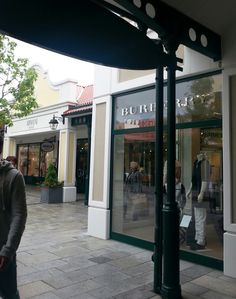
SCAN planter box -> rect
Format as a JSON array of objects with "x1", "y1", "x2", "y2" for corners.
[{"x1": 40, "y1": 186, "x2": 63, "y2": 203}]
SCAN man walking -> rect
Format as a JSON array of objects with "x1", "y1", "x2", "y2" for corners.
[{"x1": 0, "y1": 159, "x2": 27, "y2": 299}]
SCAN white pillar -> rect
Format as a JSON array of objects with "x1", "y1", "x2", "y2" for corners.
[
  {"x1": 2, "y1": 137, "x2": 16, "y2": 158},
  {"x1": 58, "y1": 128, "x2": 77, "y2": 202},
  {"x1": 88, "y1": 95, "x2": 112, "y2": 239}
]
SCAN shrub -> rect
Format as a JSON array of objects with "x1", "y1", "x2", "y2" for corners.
[{"x1": 43, "y1": 162, "x2": 63, "y2": 188}]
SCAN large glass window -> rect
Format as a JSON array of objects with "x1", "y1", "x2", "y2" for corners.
[
  {"x1": 112, "y1": 132, "x2": 155, "y2": 242},
  {"x1": 112, "y1": 73, "x2": 223, "y2": 260},
  {"x1": 17, "y1": 142, "x2": 58, "y2": 184}
]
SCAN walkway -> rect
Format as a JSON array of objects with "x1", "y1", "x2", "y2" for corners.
[{"x1": 14, "y1": 187, "x2": 236, "y2": 298}]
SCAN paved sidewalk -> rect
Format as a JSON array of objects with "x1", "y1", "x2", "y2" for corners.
[{"x1": 14, "y1": 188, "x2": 236, "y2": 298}]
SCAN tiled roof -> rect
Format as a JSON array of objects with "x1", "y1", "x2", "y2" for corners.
[
  {"x1": 63, "y1": 85, "x2": 93, "y2": 116},
  {"x1": 76, "y1": 84, "x2": 93, "y2": 105}
]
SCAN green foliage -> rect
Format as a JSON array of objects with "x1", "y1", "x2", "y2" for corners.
[
  {"x1": 0, "y1": 34, "x2": 38, "y2": 126},
  {"x1": 43, "y1": 162, "x2": 63, "y2": 188}
]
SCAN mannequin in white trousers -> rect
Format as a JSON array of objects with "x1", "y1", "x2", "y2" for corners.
[{"x1": 187, "y1": 153, "x2": 210, "y2": 250}]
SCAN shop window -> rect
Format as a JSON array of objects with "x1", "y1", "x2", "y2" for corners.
[
  {"x1": 17, "y1": 142, "x2": 58, "y2": 184},
  {"x1": 112, "y1": 72, "x2": 223, "y2": 260},
  {"x1": 112, "y1": 127, "x2": 223, "y2": 259}
]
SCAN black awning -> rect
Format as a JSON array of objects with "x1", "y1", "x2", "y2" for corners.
[{"x1": 0, "y1": 1, "x2": 170, "y2": 70}]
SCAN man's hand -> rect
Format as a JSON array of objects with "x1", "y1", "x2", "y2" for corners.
[{"x1": 0, "y1": 256, "x2": 9, "y2": 271}]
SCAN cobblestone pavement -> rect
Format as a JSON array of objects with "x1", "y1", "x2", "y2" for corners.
[{"x1": 13, "y1": 187, "x2": 236, "y2": 298}]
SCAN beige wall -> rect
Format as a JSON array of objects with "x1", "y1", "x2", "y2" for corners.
[
  {"x1": 34, "y1": 68, "x2": 59, "y2": 107},
  {"x1": 118, "y1": 69, "x2": 155, "y2": 82},
  {"x1": 67, "y1": 131, "x2": 75, "y2": 184},
  {"x1": 58, "y1": 131, "x2": 66, "y2": 182},
  {"x1": 92, "y1": 103, "x2": 106, "y2": 202}
]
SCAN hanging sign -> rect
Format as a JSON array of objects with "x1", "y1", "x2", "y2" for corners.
[{"x1": 41, "y1": 142, "x2": 54, "y2": 152}]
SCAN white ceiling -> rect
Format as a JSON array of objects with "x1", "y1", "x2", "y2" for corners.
[{"x1": 162, "y1": 0, "x2": 236, "y2": 35}]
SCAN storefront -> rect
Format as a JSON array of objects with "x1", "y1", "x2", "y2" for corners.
[
  {"x1": 110, "y1": 71, "x2": 223, "y2": 267},
  {"x1": 17, "y1": 137, "x2": 58, "y2": 185}
]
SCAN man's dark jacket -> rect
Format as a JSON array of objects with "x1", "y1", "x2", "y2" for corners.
[{"x1": 0, "y1": 160, "x2": 27, "y2": 258}]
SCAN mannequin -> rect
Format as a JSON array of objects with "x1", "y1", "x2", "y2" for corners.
[
  {"x1": 124, "y1": 161, "x2": 143, "y2": 220},
  {"x1": 186, "y1": 152, "x2": 210, "y2": 250}
]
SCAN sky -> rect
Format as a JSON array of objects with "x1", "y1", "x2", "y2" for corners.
[{"x1": 11, "y1": 37, "x2": 95, "y2": 86}]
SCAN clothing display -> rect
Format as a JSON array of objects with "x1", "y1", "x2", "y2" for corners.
[{"x1": 187, "y1": 153, "x2": 210, "y2": 249}]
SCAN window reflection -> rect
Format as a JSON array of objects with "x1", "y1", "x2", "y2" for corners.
[{"x1": 112, "y1": 128, "x2": 223, "y2": 259}]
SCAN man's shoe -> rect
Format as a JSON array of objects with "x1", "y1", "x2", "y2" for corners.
[{"x1": 190, "y1": 243, "x2": 206, "y2": 250}]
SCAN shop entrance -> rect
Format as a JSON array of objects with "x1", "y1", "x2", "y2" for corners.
[
  {"x1": 17, "y1": 141, "x2": 58, "y2": 185},
  {"x1": 76, "y1": 139, "x2": 89, "y2": 194}
]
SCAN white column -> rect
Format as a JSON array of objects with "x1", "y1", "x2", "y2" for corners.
[
  {"x1": 88, "y1": 95, "x2": 112, "y2": 239},
  {"x1": 2, "y1": 137, "x2": 16, "y2": 158},
  {"x1": 223, "y1": 67, "x2": 236, "y2": 278},
  {"x1": 58, "y1": 128, "x2": 77, "y2": 202}
]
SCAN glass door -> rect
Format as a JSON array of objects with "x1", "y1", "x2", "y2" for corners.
[{"x1": 76, "y1": 139, "x2": 89, "y2": 193}]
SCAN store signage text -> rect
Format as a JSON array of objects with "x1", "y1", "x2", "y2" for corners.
[
  {"x1": 121, "y1": 103, "x2": 155, "y2": 116},
  {"x1": 120, "y1": 93, "x2": 215, "y2": 117},
  {"x1": 41, "y1": 142, "x2": 54, "y2": 152},
  {"x1": 27, "y1": 118, "x2": 38, "y2": 129}
]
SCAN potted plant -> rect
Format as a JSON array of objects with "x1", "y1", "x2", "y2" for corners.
[{"x1": 40, "y1": 162, "x2": 63, "y2": 203}]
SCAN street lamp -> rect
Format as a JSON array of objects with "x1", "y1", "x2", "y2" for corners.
[{"x1": 49, "y1": 115, "x2": 63, "y2": 130}]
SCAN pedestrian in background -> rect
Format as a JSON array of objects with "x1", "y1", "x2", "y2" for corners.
[{"x1": 6, "y1": 155, "x2": 18, "y2": 168}]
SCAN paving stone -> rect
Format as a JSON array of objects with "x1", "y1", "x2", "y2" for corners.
[
  {"x1": 180, "y1": 260, "x2": 195, "y2": 271},
  {"x1": 13, "y1": 187, "x2": 236, "y2": 299},
  {"x1": 18, "y1": 252, "x2": 59, "y2": 266},
  {"x1": 34, "y1": 259, "x2": 68, "y2": 271},
  {"x1": 182, "y1": 282, "x2": 209, "y2": 296},
  {"x1": 108, "y1": 255, "x2": 145, "y2": 270},
  {"x1": 201, "y1": 290, "x2": 236, "y2": 299},
  {"x1": 122, "y1": 261, "x2": 153, "y2": 277},
  {"x1": 88, "y1": 256, "x2": 113, "y2": 264},
  {"x1": 87, "y1": 286, "x2": 117, "y2": 299},
  {"x1": 53, "y1": 279, "x2": 101, "y2": 299},
  {"x1": 42, "y1": 275, "x2": 76, "y2": 289},
  {"x1": 49, "y1": 245, "x2": 90, "y2": 258},
  {"x1": 104, "y1": 250, "x2": 133, "y2": 260},
  {"x1": 84, "y1": 263, "x2": 120, "y2": 277},
  {"x1": 181, "y1": 265, "x2": 213, "y2": 279},
  {"x1": 92, "y1": 271, "x2": 130, "y2": 286},
  {"x1": 207, "y1": 271, "x2": 223, "y2": 278},
  {"x1": 30, "y1": 292, "x2": 61, "y2": 299},
  {"x1": 18, "y1": 268, "x2": 63, "y2": 286},
  {"x1": 180, "y1": 273, "x2": 193, "y2": 284},
  {"x1": 112, "y1": 283, "x2": 156, "y2": 299},
  {"x1": 18, "y1": 280, "x2": 54, "y2": 299},
  {"x1": 68, "y1": 294, "x2": 97, "y2": 299},
  {"x1": 193, "y1": 275, "x2": 236, "y2": 298},
  {"x1": 66, "y1": 270, "x2": 93, "y2": 283},
  {"x1": 125, "y1": 271, "x2": 154, "y2": 287},
  {"x1": 89, "y1": 248, "x2": 117, "y2": 258},
  {"x1": 181, "y1": 291, "x2": 202, "y2": 299}
]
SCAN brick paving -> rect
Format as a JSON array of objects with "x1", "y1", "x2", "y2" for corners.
[{"x1": 9, "y1": 187, "x2": 236, "y2": 298}]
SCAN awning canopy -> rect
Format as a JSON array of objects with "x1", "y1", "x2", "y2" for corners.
[
  {"x1": 0, "y1": 1, "x2": 221, "y2": 71},
  {"x1": 0, "y1": 1, "x2": 170, "y2": 70}
]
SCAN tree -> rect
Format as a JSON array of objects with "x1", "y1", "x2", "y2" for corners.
[{"x1": 0, "y1": 34, "x2": 38, "y2": 126}]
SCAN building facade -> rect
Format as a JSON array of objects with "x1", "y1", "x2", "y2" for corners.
[
  {"x1": 88, "y1": 35, "x2": 236, "y2": 277},
  {"x1": 3, "y1": 65, "x2": 93, "y2": 203}
]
